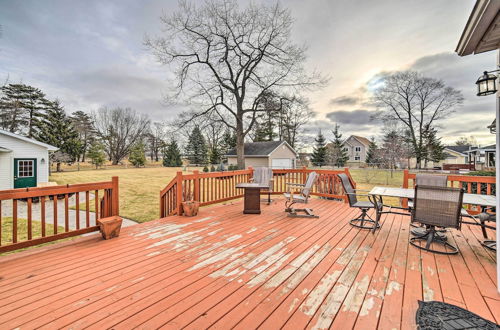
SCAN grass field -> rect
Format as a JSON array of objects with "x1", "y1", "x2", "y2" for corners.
[
  {"x1": 1, "y1": 218, "x2": 66, "y2": 255},
  {"x1": 50, "y1": 166, "x2": 405, "y2": 223},
  {"x1": 50, "y1": 167, "x2": 190, "y2": 223}
]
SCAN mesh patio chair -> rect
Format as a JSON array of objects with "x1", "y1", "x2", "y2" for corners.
[
  {"x1": 408, "y1": 173, "x2": 448, "y2": 209},
  {"x1": 284, "y1": 171, "x2": 318, "y2": 218},
  {"x1": 338, "y1": 173, "x2": 380, "y2": 230},
  {"x1": 250, "y1": 167, "x2": 274, "y2": 204},
  {"x1": 462, "y1": 208, "x2": 496, "y2": 251},
  {"x1": 410, "y1": 185, "x2": 464, "y2": 255}
]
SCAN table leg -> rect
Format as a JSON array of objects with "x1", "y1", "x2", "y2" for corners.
[{"x1": 243, "y1": 188, "x2": 261, "y2": 214}]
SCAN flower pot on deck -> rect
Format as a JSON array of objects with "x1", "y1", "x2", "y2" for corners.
[
  {"x1": 98, "y1": 216, "x2": 123, "y2": 240},
  {"x1": 182, "y1": 201, "x2": 200, "y2": 217}
]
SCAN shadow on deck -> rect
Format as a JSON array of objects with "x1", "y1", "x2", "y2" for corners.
[{"x1": 0, "y1": 197, "x2": 498, "y2": 329}]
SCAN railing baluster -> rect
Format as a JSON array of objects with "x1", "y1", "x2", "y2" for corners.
[
  {"x1": 53, "y1": 195, "x2": 58, "y2": 235},
  {"x1": 75, "y1": 192, "x2": 80, "y2": 230},
  {"x1": 95, "y1": 190, "x2": 99, "y2": 223},
  {"x1": 86, "y1": 191, "x2": 90, "y2": 227},
  {"x1": 12, "y1": 199, "x2": 17, "y2": 243},
  {"x1": 41, "y1": 196, "x2": 46, "y2": 237},
  {"x1": 0, "y1": 200, "x2": 2, "y2": 246},
  {"x1": 64, "y1": 194, "x2": 69, "y2": 232},
  {"x1": 27, "y1": 197, "x2": 32, "y2": 240}
]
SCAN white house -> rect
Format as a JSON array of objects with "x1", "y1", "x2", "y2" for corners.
[
  {"x1": 0, "y1": 129, "x2": 58, "y2": 190},
  {"x1": 226, "y1": 141, "x2": 298, "y2": 169},
  {"x1": 341, "y1": 135, "x2": 371, "y2": 163}
]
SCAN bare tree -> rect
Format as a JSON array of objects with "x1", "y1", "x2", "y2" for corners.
[
  {"x1": 146, "y1": 122, "x2": 167, "y2": 162},
  {"x1": 92, "y1": 107, "x2": 150, "y2": 165},
  {"x1": 279, "y1": 96, "x2": 313, "y2": 148},
  {"x1": 146, "y1": 0, "x2": 325, "y2": 168},
  {"x1": 372, "y1": 71, "x2": 463, "y2": 168}
]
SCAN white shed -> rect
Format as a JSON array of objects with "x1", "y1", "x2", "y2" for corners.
[
  {"x1": 0, "y1": 129, "x2": 58, "y2": 190},
  {"x1": 226, "y1": 141, "x2": 298, "y2": 169}
]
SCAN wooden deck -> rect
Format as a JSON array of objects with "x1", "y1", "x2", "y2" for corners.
[{"x1": 0, "y1": 198, "x2": 498, "y2": 329}]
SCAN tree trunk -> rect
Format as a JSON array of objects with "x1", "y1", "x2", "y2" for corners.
[
  {"x1": 236, "y1": 132, "x2": 245, "y2": 169},
  {"x1": 56, "y1": 162, "x2": 61, "y2": 172}
]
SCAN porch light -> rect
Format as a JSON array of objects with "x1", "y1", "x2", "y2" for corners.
[{"x1": 476, "y1": 71, "x2": 498, "y2": 96}]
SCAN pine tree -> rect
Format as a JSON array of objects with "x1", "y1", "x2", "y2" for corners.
[
  {"x1": 163, "y1": 138, "x2": 183, "y2": 167},
  {"x1": 311, "y1": 130, "x2": 327, "y2": 167},
  {"x1": 185, "y1": 126, "x2": 208, "y2": 165},
  {"x1": 327, "y1": 124, "x2": 349, "y2": 167},
  {"x1": 36, "y1": 100, "x2": 82, "y2": 172},
  {"x1": 87, "y1": 142, "x2": 106, "y2": 169},
  {"x1": 129, "y1": 142, "x2": 146, "y2": 167},
  {"x1": 220, "y1": 129, "x2": 237, "y2": 155},
  {"x1": 423, "y1": 126, "x2": 445, "y2": 167},
  {"x1": 70, "y1": 110, "x2": 95, "y2": 162},
  {"x1": 365, "y1": 137, "x2": 379, "y2": 166},
  {"x1": 0, "y1": 84, "x2": 50, "y2": 136}
]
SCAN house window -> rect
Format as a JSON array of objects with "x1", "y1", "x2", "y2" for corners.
[
  {"x1": 343, "y1": 147, "x2": 348, "y2": 152},
  {"x1": 18, "y1": 160, "x2": 34, "y2": 177},
  {"x1": 354, "y1": 156, "x2": 360, "y2": 161},
  {"x1": 355, "y1": 146, "x2": 361, "y2": 152}
]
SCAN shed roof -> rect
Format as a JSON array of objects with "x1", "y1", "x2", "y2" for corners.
[
  {"x1": 0, "y1": 129, "x2": 58, "y2": 151},
  {"x1": 226, "y1": 141, "x2": 296, "y2": 157}
]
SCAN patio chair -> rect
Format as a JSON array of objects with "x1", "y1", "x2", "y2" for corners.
[
  {"x1": 462, "y1": 208, "x2": 496, "y2": 251},
  {"x1": 284, "y1": 171, "x2": 318, "y2": 218},
  {"x1": 410, "y1": 185, "x2": 464, "y2": 255},
  {"x1": 250, "y1": 167, "x2": 274, "y2": 204},
  {"x1": 338, "y1": 173, "x2": 380, "y2": 230},
  {"x1": 408, "y1": 173, "x2": 448, "y2": 209}
]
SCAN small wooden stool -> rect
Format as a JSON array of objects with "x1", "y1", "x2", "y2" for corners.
[{"x1": 98, "y1": 216, "x2": 123, "y2": 240}]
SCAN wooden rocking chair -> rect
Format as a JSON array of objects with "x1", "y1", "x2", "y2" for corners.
[{"x1": 284, "y1": 171, "x2": 318, "y2": 218}]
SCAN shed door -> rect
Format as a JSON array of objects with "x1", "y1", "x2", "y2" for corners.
[
  {"x1": 14, "y1": 158, "x2": 37, "y2": 188},
  {"x1": 271, "y1": 158, "x2": 292, "y2": 169}
]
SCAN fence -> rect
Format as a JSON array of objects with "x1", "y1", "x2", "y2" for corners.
[
  {"x1": 160, "y1": 167, "x2": 354, "y2": 217},
  {"x1": 0, "y1": 177, "x2": 119, "y2": 253},
  {"x1": 402, "y1": 170, "x2": 495, "y2": 211}
]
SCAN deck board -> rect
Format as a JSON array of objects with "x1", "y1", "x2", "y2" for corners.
[{"x1": 0, "y1": 198, "x2": 498, "y2": 329}]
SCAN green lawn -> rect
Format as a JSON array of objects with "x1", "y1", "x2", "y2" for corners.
[
  {"x1": 50, "y1": 167, "x2": 190, "y2": 223},
  {"x1": 1, "y1": 218, "x2": 66, "y2": 255}
]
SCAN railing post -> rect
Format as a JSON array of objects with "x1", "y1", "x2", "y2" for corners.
[
  {"x1": 248, "y1": 166, "x2": 254, "y2": 181},
  {"x1": 302, "y1": 166, "x2": 307, "y2": 183},
  {"x1": 193, "y1": 170, "x2": 200, "y2": 202},
  {"x1": 402, "y1": 169, "x2": 409, "y2": 208},
  {"x1": 176, "y1": 171, "x2": 184, "y2": 215},
  {"x1": 111, "y1": 176, "x2": 119, "y2": 216}
]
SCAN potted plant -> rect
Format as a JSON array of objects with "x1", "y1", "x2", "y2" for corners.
[{"x1": 181, "y1": 191, "x2": 200, "y2": 216}]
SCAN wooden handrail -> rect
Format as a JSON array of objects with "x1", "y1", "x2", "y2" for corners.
[
  {"x1": 159, "y1": 168, "x2": 352, "y2": 218},
  {"x1": 402, "y1": 169, "x2": 495, "y2": 209},
  {"x1": 0, "y1": 177, "x2": 119, "y2": 253}
]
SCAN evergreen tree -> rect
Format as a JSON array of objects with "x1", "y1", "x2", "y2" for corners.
[
  {"x1": 0, "y1": 84, "x2": 50, "y2": 136},
  {"x1": 129, "y1": 142, "x2": 146, "y2": 167},
  {"x1": 185, "y1": 126, "x2": 208, "y2": 165},
  {"x1": 87, "y1": 142, "x2": 106, "y2": 169},
  {"x1": 422, "y1": 126, "x2": 445, "y2": 167},
  {"x1": 311, "y1": 130, "x2": 327, "y2": 167},
  {"x1": 208, "y1": 146, "x2": 222, "y2": 165},
  {"x1": 70, "y1": 110, "x2": 95, "y2": 162},
  {"x1": 220, "y1": 129, "x2": 237, "y2": 155},
  {"x1": 365, "y1": 137, "x2": 380, "y2": 166},
  {"x1": 327, "y1": 124, "x2": 349, "y2": 167},
  {"x1": 163, "y1": 138, "x2": 183, "y2": 167},
  {"x1": 36, "y1": 100, "x2": 82, "y2": 172}
]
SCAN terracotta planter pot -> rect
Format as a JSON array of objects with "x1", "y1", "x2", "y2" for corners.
[
  {"x1": 182, "y1": 201, "x2": 200, "y2": 217},
  {"x1": 97, "y1": 216, "x2": 123, "y2": 240}
]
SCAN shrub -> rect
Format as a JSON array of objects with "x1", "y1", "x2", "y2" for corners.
[
  {"x1": 203, "y1": 166, "x2": 209, "y2": 172},
  {"x1": 129, "y1": 143, "x2": 146, "y2": 168},
  {"x1": 210, "y1": 165, "x2": 216, "y2": 172}
]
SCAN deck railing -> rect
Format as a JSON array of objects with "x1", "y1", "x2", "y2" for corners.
[
  {"x1": 160, "y1": 167, "x2": 354, "y2": 217},
  {"x1": 402, "y1": 169, "x2": 495, "y2": 211},
  {"x1": 0, "y1": 177, "x2": 119, "y2": 253}
]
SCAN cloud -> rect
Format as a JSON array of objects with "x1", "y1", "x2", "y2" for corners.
[
  {"x1": 325, "y1": 109, "x2": 374, "y2": 126},
  {"x1": 329, "y1": 96, "x2": 359, "y2": 106}
]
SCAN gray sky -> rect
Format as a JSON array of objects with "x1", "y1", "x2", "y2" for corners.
[{"x1": 0, "y1": 0, "x2": 496, "y2": 145}]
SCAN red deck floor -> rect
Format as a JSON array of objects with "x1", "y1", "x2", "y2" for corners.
[{"x1": 0, "y1": 198, "x2": 498, "y2": 329}]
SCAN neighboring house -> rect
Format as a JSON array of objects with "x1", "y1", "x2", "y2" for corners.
[
  {"x1": 226, "y1": 141, "x2": 298, "y2": 169},
  {"x1": 341, "y1": 135, "x2": 371, "y2": 163},
  {"x1": 466, "y1": 144, "x2": 496, "y2": 170},
  {"x1": 0, "y1": 129, "x2": 58, "y2": 190},
  {"x1": 408, "y1": 145, "x2": 472, "y2": 169}
]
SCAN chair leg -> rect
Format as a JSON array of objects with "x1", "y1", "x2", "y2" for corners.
[
  {"x1": 480, "y1": 219, "x2": 488, "y2": 239},
  {"x1": 482, "y1": 240, "x2": 496, "y2": 251},
  {"x1": 349, "y1": 208, "x2": 380, "y2": 230},
  {"x1": 409, "y1": 226, "x2": 458, "y2": 255}
]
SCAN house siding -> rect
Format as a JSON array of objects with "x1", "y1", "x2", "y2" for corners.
[
  {"x1": 226, "y1": 142, "x2": 297, "y2": 169},
  {"x1": 0, "y1": 134, "x2": 50, "y2": 190},
  {"x1": 344, "y1": 136, "x2": 368, "y2": 163}
]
